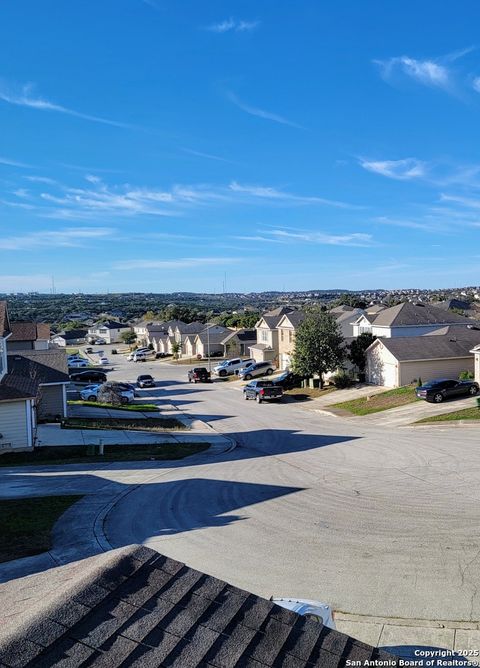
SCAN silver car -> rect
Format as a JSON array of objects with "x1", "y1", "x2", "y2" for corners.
[{"x1": 238, "y1": 362, "x2": 276, "y2": 380}]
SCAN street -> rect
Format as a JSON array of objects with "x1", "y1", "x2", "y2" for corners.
[{"x1": 98, "y1": 352, "x2": 480, "y2": 623}]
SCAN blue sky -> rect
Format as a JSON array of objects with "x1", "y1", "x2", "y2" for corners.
[{"x1": 1, "y1": 0, "x2": 480, "y2": 293}]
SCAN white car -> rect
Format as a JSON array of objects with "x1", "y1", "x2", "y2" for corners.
[
  {"x1": 68, "y1": 359, "x2": 88, "y2": 368},
  {"x1": 213, "y1": 358, "x2": 255, "y2": 377},
  {"x1": 98, "y1": 357, "x2": 110, "y2": 365},
  {"x1": 94, "y1": 338, "x2": 106, "y2": 344},
  {"x1": 80, "y1": 384, "x2": 134, "y2": 404},
  {"x1": 127, "y1": 348, "x2": 150, "y2": 361},
  {"x1": 272, "y1": 598, "x2": 335, "y2": 629}
]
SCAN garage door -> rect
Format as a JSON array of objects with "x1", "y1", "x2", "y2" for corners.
[{"x1": 367, "y1": 360, "x2": 397, "y2": 387}]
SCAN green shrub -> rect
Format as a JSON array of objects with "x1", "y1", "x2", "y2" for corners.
[
  {"x1": 417, "y1": 377, "x2": 422, "y2": 387},
  {"x1": 331, "y1": 371, "x2": 351, "y2": 388},
  {"x1": 459, "y1": 370, "x2": 474, "y2": 380}
]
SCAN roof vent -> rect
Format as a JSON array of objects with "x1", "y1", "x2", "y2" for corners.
[
  {"x1": 467, "y1": 325, "x2": 480, "y2": 330},
  {"x1": 413, "y1": 303, "x2": 425, "y2": 307},
  {"x1": 449, "y1": 337, "x2": 457, "y2": 343}
]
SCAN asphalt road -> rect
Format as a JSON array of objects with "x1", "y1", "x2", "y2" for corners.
[{"x1": 96, "y1": 351, "x2": 480, "y2": 623}]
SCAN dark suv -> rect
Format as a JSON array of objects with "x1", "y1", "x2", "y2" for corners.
[
  {"x1": 416, "y1": 378, "x2": 479, "y2": 403},
  {"x1": 137, "y1": 375, "x2": 155, "y2": 388},
  {"x1": 69, "y1": 370, "x2": 107, "y2": 383},
  {"x1": 188, "y1": 368, "x2": 211, "y2": 383}
]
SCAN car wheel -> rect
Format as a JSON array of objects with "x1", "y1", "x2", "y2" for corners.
[
  {"x1": 469, "y1": 385, "x2": 478, "y2": 395},
  {"x1": 256, "y1": 395, "x2": 262, "y2": 404},
  {"x1": 266, "y1": 368, "x2": 273, "y2": 375},
  {"x1": 219, "y1": 370, "x2": 227, "y2": 377},
  {"x1": 244, "y1": 374, "x2": 252, "y2": 380},
  {"x1": 433, "y1": 393, "x2": 444, "y2": 403},
  {"x1": 87, "y1": 395, "x2": 97, "y2": 402},
  {"x1": 120, "y1": 396, "x2": 128, "y2": 404},
  {"x1": 244, "y1": 393, "x2": 248, "y2": 400},
  {"x1": 188, "y1": 378, "x2": 192, "y2": 383}
]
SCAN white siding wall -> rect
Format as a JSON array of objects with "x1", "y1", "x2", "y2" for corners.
[
  {"x1": 399, "y1": 357, "x2": 475, "y2": 386},
  {"x1": 475, "y1": 353, "x2": 480, "y2": 383},
  {"x1": 366, "y1": 343, "x2": 398, "y2": 387},
  {"x1": 0, "y1": 400, "x2": 33, "y2": 451}
]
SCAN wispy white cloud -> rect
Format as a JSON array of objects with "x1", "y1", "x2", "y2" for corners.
[
  {"x1": 360, "y1": 158, "x2": 427, "y2": 180},
  {"x1": 268, "y1": 229, "x2": 375, "y2": 247},
  {"x1": 0, "y1": 226, "x2": 114, "y2": 251},
  {"x1": 375, "y1": 56, "x2": 450, "y2": 90},
  {"x1": 114, "y1": 257, "x2": 239, "y2": 270},
  {"x1": 0, "y1": 80, "x2": 130, "y2": 128},
  {"x1": 229, "y1": 181, "x2": 360, "y2": 209},
  {"x1": 472, "y1": 77, "x2": 480, "y2": 93},
  {"x1": 0, "y1": 156, "x2": 32, "y2": 168},
  {"x1": 206, "y1": 18, "x2": 259, "y2": 33},
  {"x1": 24, "y1": 175, "x2": 58, "y2": 185},
  {"x1": 181, "y1": 147, "x2": 231, "y2": 163},
  {"x1": 440, "y1": 193, "x2": 480, "y2": 209},
  {"x1": 226, "y1": 91, "x2": 302, "y2": 129},
  {"x1": 374, "y1": 215, "x2": 440, "y2": 232}
]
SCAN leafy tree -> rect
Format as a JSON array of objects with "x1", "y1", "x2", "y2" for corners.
[
  {"x1": 291, "y1": 308, "x2": 345, "y2": 388},
  {"x1": 348, "y1": 333, "x2": 376, "y2": 373},
  {"x1": 171, "y1": 341, "x2": 181, "y2": 359},
  {"x1": 120, "y1": 331, "x2": 137, "y2": 344}
]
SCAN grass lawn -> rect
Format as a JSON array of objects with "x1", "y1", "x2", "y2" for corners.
[
  {"x1": 63, "y1": 416, "x2": 187, "y2": 431},
  {"x1": 330, "y1": 385, "x2": 419, "y2": 415},
  {"x1": 0, "y1": 443, "x2": 210, "y2": 467},
  {"x1": 68, "y1": 400, "x2": 160, "y2": 412},
  {"x1": 285, "y1": 387, "x2": 336, "y2": 401},
  {"x1": 415, "y1": 406, "x2": 480, "y2": 423},
  {"x1": 65, "y1": 347, "x2": 79, "y2": 355},
  {"x1": 0, "y1": 495, "x2": 83, "y2": 563}
]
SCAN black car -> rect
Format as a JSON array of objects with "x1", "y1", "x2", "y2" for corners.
[
  {"x1": 137, "y1": 374, "x2": 155, "y2": 388},
  {"x1": 188, "y1": 367, "x2": 211, "y2": 383},
  {"x1": 271, "y1": 371, "x2": 303, "y2": 390},
  {"x1": 415, "y1": 378, "x2": 479, "y2": 403},
  {"x1": 69, "y1": 370, "x2": 107, "y2": 383},
  {"x1": 243, "y1": 380, "x2": 283, "y2": 403}
]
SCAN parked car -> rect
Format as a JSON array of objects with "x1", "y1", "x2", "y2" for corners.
[
  {"x1": 79, "y1": 384, "x2": 101, "y2": 401},
  {"x1": 85, "y1": 347, "x2": 93, "y2": 353},
  {"x1": 98, "y1": 357, "x2": 110, "y2": 365},
  {"x1": 155, "y1": 352, "x2": 170, "y2": 359},
  {"x1": 127, "y1": 348, "x2": 150, "y2": 361},
  {"x1": 94, "y1": 338, "x2": 106, "y2": 344},
  {"x1": 80, "y1": 383, "x2": 134, "y2": 404},
  {"x1": 243, "y1": 380, "x2": 283, "y2": 403},
  {"x1": 188, "y1": 367, "x2": 211, "y2": 383},
  {"x1": 213, "y1": 358, "x2": 255, "y2": 377},
  {"x1": 238, "y1": 362, "x2": 276, "y2": 380},
  {"x1": 271, "y1": 371, "x2": 303, "y2": 390},
  {"x1": 137, "y1": 374, "x2": 155, "y2": 388},
  {"x1": 69, "y1": 370, "x2": 107, "y2": 384},
  {"x1": 272, "y1": 598, "x2": 335, "y2": 629},
  {"x1": 68, "y1": 359, "x2": 88, "y2": 368},
  {"x1": 133, "y1": 351, "x2": 149, "y2": 362},
  {"x1": 415, "y1": 378, "x2": 479, "y2": 403}
]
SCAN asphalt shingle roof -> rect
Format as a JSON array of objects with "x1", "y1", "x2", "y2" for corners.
[
  {"x1": 91, "y1": 321, "x2": 129, "y2": 330},
  {"x1": 372, "y1": 302, "x2": 476, "y2": 328},
  {"x1": 7, "y1": 350, "x2": 70, "y2": 385},
  {"x1": 0, "y1": 545, "x2": 398, "y2": 667},
  {"x1": 9, "y1": 322, "x2": 51, "y2": 342},
  {"x1": 0, "y1": 301, "x2": 11, "y2": 338},
  {"x1": 0, "y1": 374, "x2": 38, "y2": 402},
  {"x1": 376, "y1": 329, "x2": 480, "y2": 361}
]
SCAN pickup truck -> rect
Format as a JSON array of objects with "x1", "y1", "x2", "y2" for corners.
[
  {"x1": 188, "y1": 367, "x2": 211, "y2": 383},
  {"x1": 243, "y1": 380, "x2": 283, "y2": 403},
  {"x1": 213, "y1": 358, "x2": 255, "y2": 377}
]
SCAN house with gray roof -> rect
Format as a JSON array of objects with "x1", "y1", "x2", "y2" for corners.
[
  {"x1": 352, "y1": 302, "x2": 477, "y2": 339},
  {"x1": 221, "y1": 329, "x2": 257, "y2": 357},
  {"x1": 87, "y1": 321, "x2": 131, "y2": 344},
  {"x1": 0, "y1": 544, "x2": 398, "y2": 667},
  {"x1": 366, "y1": 327, "x2": 480, "y2": 387},
  {"x1": 251, "y1": 307, "x2": 293, "y2": 364},
  {"x1": 8, "y1": 322, "x2": 51, "y2": 351}
]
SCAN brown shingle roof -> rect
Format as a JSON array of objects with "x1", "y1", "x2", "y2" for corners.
[
  {"x1": 0, "y1": 301, "x2": 11, "y2": 338},
  {"x1": 9, "y1": 322, "x2": 51, "y2": 342},
  {"x1": 0, "y1": 545, "x2": 398, "y2": 667},
  {"x1": 374, "y1": 329, "x2": 480, "y2": 362},
  {"x1": 0, "y1": 374, "x2": 37, "y2": 402}
]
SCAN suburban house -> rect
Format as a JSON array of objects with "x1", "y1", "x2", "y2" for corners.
[
  {"x1": 7, "y1": 350, "x2": 70, "y2": 421},
  {"x1": 221, "y1": 328, "x2": 257, "y2": 357},
  {"x1": 277, "y1": 311, "x2": 305, "y2": 370},
  {"x1": 149, "y1": 330, "x2": 171, "y2": 354},
  {"x1": 87, "y1": 320, "x2": 131, "y2": 344},
  {"x1": 193, "y1": 326, "x2": 233, "y2": 358},
  {"x1": 334, "y1": 308, "x2": 364, "y2": 338},
  {"x1": 0, "y1": 301, "x2": 69, "y2": 452},
  {"x1": 250, "y1": 307, "x2": 293, "y2": 363},
  {"x1": 7, "y1": 322, "x2": 50, "y2": 351},
  {"x1": 366, "y1": 327, "x2": 480, "y2": 387},
  {"x1": 51, "y1": 328, "x2": 88, "y2": 347},
  {"x1": 472, "y1": 343, "x2": 480, "y2": 383},
  {"x1": 132, "y1": 320, "x2": 167, "y2": 346},
  {"x1": 352, "y1": 302, "x2": 477, "y2": 338},
  {"x1": 172, "y1": 322, "x2": 206, "y2": 356}
]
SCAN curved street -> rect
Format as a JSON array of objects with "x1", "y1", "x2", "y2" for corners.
[{"x1": 102, "y1": 359, "x2": 480, "y2": 623}]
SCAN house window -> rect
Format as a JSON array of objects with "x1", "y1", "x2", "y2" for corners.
[
  {"x1": 261, "y1": 330, "x2": 268, "y2": 342},
  {"x1": 359, "y1": 326, "x2": 371, "y2": 334},
  {"x1": 288, "y1": 331, "x2": 293, "y2": 343},
  {"x1": 280, "y1": 330, "x2": 284, "y2": 341}
]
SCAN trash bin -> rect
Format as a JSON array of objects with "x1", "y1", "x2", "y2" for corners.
[{"x1": 477, "y1": 397, "x2": 480, "y2": 409}]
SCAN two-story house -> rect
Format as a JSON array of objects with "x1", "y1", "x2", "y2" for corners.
[
  {"x1": 8, "y1": 322, "x2": 50, "y2": 351},
  {"x1": 249, "y1": 307, "x2": 293, "y2": 364},
  {"x1": 276, "y1": 311, "x2": 305, "y2": 370},
  {"x1": 87, "y1": 320, "x2": 131, "y2": 344}
]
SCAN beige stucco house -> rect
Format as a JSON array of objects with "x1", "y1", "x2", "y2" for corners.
[
  {"x1": 250, "y1": 307, "x2": 292, "y2": 363},
  {"x1": 276, "y1": 312, "x2": 305, "y2": 370},
  {"x1": 88, "y1": 320, "x2": 131, "y2": 344},
  {"x1": 366, "y1": 329, "x2": 480, "y2": 387}
]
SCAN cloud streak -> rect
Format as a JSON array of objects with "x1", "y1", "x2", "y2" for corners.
[
  {"x1": 206, "y1": 18, "x2": 259, "y2": 33},
  {"x1": 114, "y1": 257, "x2": 239, "y2": 270},
  {"x1": 0, "y1": 81, "x2": 130, "y2": 128},
  {"x1": 360, "y1": 158, "x2": 427, "y2": 181},
  {"x1": 0, "y1": 227, "x2": 114, "y2": 251},
  {"x1": 226, "y1": 91, "x2": 302, "y2": 128}
]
